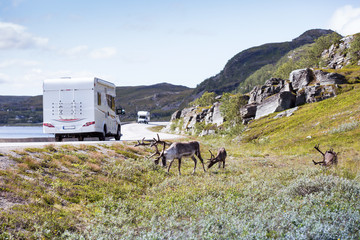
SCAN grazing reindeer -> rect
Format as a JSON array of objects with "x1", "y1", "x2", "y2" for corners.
[
  {"x1": 207, "y1": 147, "x2": 227, "y2": 169},
  {"x1": 312, "y1": 144, "x2": 338, "y2": 166},
  {"x1": 156, "y1": 141, "x2": 207, "y2": 175}
]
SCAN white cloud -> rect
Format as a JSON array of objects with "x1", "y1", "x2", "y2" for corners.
[
  {"x1": 89, "y1": 47, "x2": 117, "y2": 59},
  {"x1": 0, "y1": 59, "x2": 39, "y2": 68},
  {"x1": 61, "y1": 45, "x2": 89, "y2": 56},
  {"x1": 0, "y1": 21, "x2": 48, "y2": 49},
  {"x1": 0, "y1": 72, "x2": 10, "y2": 84},
  {"x1": 329, "y1": 5, "x2": 360, "y2": 36}
]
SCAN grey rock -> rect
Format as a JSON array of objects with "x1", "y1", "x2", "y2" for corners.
[
  {"x1": 170, "y1": 110, "x2": 182, "y2": 121},
  {"x1": 248, "y1": 78, "x2": 285, "y2": 104},
  {"x1": 297, "y1": 85, "x2": 337, "y2": 105},
  {"x1": 273, "y1": 107, "x2": 298, "y2": 119},
  {"x1": 200, "y1": 129, "x2": 216, "y2": 136},
  {"x1": 289, "y1": 68, "x2": 314, "y2": 91},
  {"x1": 240, "y1": 103, "x2": 257, "y2": 119},
  {"x1": 212, "y1": 102, "x2": 224, "y2": 126},
  {"x1": 314, "y1": 70, "x2": 347, "y2": 85},
  {"x1": 255, "y1": 91, "x2": 296, "y2": 119}
]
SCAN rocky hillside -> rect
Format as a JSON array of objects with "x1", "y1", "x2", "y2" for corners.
[
  {"x1": 195, "y1": 29, "x2": 336, "y2": 95},
  {"x1": 167, "y1": 32, "x2": 360, "y2": 135}
]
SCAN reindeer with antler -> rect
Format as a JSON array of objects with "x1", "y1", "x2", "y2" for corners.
[
  {"x1": 135, "y1": 134, "x2": 207, "y2": 175},
  {"x1": 155, "y1": 141, "x2": 207, "y2": 175},
  {"x1": 207, "y1": 147, "x2": 227, "y2": 169},
  {"x1": 312, "y1": 144, "x2": 338, "y2": 166}
]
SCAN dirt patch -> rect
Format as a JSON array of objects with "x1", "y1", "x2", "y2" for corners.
[
  {"x1": 0, "y1": 155, "x2": 17, "y2": 170},
  {"x1": 0, "y1": 191, "x2": 26, "y2": 210}
]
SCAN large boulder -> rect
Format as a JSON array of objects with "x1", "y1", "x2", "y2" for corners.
[
  {"x1": 314, "y1": 70, "x2": 347, "y2": 85},
  {"x1": 296, "y1": 85, "x2": 337, "y2": 105},
  {"x1": 170, "y1": 110, "x2": 182, "y2": 121},
  {"x1": 212, "y1": 102, "x2": 224, "y2": 126},
  {"x1": 289, "y1": 68, "x2": 314, "y2": 91},
  {"x1": 248, "y1": 78, "x2": 285, "y2": 104},
  {"x1": 255, "y1": 91, "x2": 296, "y2": 119},
  {"x1": 240, "y1": 103, "x2": 257, "y2": 119}
]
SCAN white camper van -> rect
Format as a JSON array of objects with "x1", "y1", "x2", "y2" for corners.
[
  {"x1": 137, "y1": 111, "x2": 150, "y2": 124},
  {"x1": 43, "y1": 77, "x2": 124, "y2": 141}
]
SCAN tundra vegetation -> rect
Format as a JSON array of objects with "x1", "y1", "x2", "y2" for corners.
[{"x1": 1, "y1": 84, "x2": 360, "y2": 239}]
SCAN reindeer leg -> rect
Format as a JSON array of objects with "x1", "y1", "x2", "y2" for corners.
[
  {"x1": 222, "y1": 160, "x2": 225, "y2": 169},
  {"x1": 178, "y1": 158, "x2": 182, "y2": 176},
  {"x1": 312, "y1": 160, "x2": 325, "y2": 165},
  {"x1": 196, "y1": 152, "x2": 207, "y2": 172},
  {"x1": 191, "y1": 156, "x2": 197, "y2": 175},
  {"x1": 314, "y1": 144, "x2": 325, "y2": 157},
  {"x1": 167, "y1": 159, "x2": 175, "y2": 174}
]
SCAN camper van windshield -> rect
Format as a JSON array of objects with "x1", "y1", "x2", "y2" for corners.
[{"x1": 139, "y1": 116, "x2": 146, "y2": 119}]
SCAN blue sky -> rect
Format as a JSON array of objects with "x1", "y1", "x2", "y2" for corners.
[{"x1": 0, "y1": 0, "x2": 360, "y2": 95}]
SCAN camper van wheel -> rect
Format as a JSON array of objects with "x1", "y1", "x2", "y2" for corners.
[
  {"x1": 55, "y1": 134, "x2": 62, "y2": 142},
  {"x1": 99, "y1": 132, "x2": 105, "y2": 141},
  {"x1": 99, "y1": 126, "x2": 106, "y2": 141},
  {"x1": 115, "y1": 125, "x2": 121, "y2": 140}
]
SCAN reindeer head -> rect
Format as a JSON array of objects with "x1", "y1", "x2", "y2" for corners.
[
  {"x1": 154, "y1": 142, "x2": 167, "y2": 167},
  {"x1": 207, "y1": 150, "x2": 218, "y2": 169}
]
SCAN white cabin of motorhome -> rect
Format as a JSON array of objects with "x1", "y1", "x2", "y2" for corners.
[
  {"x1": 137, "y1": 111, "x2": 150, "y2": 124},
  {"x1": 43, "y1": 77, "x2": 122, "y2": 141}
]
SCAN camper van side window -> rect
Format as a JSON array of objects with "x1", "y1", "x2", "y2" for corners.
[
  {"x1": 97, "y1": 92, "x2": 101, "y2": 106},
  {"x1": 111, "y1": 96, "x2": 115, "y2": 111},
  {"x1": 106, "y1": 94, "x2": 115, "y2": 111}
]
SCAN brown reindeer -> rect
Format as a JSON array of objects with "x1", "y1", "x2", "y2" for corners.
[
  {"x1": 156, "y1": 141, "x2": 207, "y2": 175},
  {"x1": 207, "y1": 147, "x2": 227, "y2": 169},
  {"x1": 312, "y1": 144, "x2": 338, "y2": 166}
]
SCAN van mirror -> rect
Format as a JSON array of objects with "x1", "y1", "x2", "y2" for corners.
[{"x1": 116, "y1": 108, "x2": 125, "y2": 115}]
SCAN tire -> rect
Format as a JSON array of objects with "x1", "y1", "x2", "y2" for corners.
[
  {"x1": 99, "y1": 125, "x2": 106, "y2": 141},
  {"x1": 55, "y1": 134, "x2": 62, "y2": 142},
  {"x1": 115, "y1": 125, "x2": 121, "y2": 140}
]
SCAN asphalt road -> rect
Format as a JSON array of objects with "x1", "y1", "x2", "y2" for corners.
[{"x1": 0, "y1": 122, "x2": 181, "y2": 151}]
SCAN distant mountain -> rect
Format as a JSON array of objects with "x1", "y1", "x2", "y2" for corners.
[
  {"x1": 195, "y1": 29, "x2": 336, "y2": 94},
  {"x1": 116, "y1": 82, "x2": 194, "y2": 121},
  {"x1": 0, "y1": 95, "x2": 42, "y2": 125}
]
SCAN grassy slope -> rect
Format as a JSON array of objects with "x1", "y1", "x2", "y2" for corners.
[{"x1": 1, "y1": 85, "x2": 360, "y2": 239}]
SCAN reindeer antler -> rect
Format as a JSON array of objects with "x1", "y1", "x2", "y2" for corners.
[
  {"x1": 135, "y1": 135, "x2": 170, "y2": 163},
  {"x1": 208, "y1": 150, "x2": 215, "y2": 160},
  {"x1": 134, "y1": 137, "x2": 152, "y2": 147}
]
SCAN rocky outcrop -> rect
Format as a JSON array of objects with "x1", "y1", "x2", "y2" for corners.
[
  {"x1": 165, "y1": 102, "x2": 224, "y2": 135},
  {"x1": 321, "y1": 35, "x2": 357, "y2": 69},
  {"x1": 248, "y1": 78, "x2": 287, "y2": 104},
  {"x1": 239, "y1": 67, "x2": 346, "y2": 123}
]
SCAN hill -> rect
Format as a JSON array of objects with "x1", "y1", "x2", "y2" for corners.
[
  {"x1": 195, "y1": 29, "x2": 337, "y2": 94},
  {"x1": 0, "y1": 95, "x2": 42, "y2": 125},
  {"x1": 116, "y1": 83, "x2": 194, "y2": 121}
]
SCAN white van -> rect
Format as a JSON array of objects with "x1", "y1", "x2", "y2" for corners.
[
  {"x1": 43, "y1": 77, "x2": 124, "y2": 141},
  {"x1": 137, "y1": 111, "x2": 150, "y2": 124}
]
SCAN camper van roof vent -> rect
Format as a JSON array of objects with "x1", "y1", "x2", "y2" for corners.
[{"x1": 61, "y1": 77, "x2": 71, "y2": 79}]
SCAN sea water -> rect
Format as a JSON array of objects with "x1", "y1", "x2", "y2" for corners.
[{"x1": 0, "y1": 126, "x2": 53, "y2": 138}]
